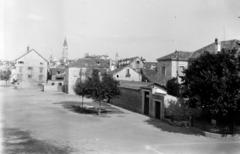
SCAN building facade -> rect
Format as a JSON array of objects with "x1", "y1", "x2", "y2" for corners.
[
  {"x1": 112, "y1": 66, "x2": 142, "y2": 82},
  {"x1": 156, "y1": 51, "x2": 192, "y2": 85},
  {"x1": 13, "y1": 47, "x2": 48, "y2": 85},
  {"x1": 64, "y1": 58, "x2": 110, "y2": 95}
]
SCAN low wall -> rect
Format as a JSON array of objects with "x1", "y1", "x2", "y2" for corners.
[{"x1": 111, "y1": 87, "x2": 142, "y2": 113}]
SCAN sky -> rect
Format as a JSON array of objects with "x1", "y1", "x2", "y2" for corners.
[{"x1": 1, "y1": 0, "x2": 240, "y2": 61}]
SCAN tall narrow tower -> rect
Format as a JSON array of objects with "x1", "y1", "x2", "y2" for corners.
[{"x1": 62, "y1": 38, "x2": 68, "y2": 63}]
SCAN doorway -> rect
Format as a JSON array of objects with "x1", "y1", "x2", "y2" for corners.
[{"x1": 144, "y1": 91, "x2": 150, "y2": 115}]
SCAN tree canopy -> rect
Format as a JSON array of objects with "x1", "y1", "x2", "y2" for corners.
[
  {"x1": 181, "y1": 49, "x2": 240, "y2": 132},
  {"x1": 74, "y1": 69, "x2": 120, "y2": 114},
  {"x1": 166, "y1": 77, "x2": 180, "y2": 97}
]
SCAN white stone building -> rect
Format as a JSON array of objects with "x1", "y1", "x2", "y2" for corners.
[{"x1": 13, "y1": 47, "x2": 48, "y2": 85}]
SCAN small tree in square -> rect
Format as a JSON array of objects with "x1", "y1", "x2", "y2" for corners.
[
  {"x1": 0, "y1": 69, "x2": 11, "y2": 86},
  {"x1": 101, "y1": 73, "x2": 120, "y2": 103},
  {"x1": 74, "y1": 78, "x2": 89, "y2": 108}
]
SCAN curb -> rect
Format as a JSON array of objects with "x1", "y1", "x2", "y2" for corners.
[{"x1": 203, "y1": 131, "x2": 240, "y2": 140}]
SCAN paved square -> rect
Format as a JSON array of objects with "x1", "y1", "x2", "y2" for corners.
[{"x1": 1, "y1": 87, "x2": 240, "y2": 154}]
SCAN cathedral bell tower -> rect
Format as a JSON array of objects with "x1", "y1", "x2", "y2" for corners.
[{"x1": 62, "y1": 38, "x2": 68, "y2": 64}]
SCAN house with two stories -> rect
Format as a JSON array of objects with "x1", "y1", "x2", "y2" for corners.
[
  {"x1": 156, "y1": 51, "x2": 192, "y2": 85},
  {"x1": 12, "y1": 47, "x2": 48, "y2": 86}
]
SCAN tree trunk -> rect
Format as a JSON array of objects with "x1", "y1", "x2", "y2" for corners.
[
  {"x1": 107, "y1": 97, "x2": 110, "y2": 103},
  {"x1": 98, "y1": 101, "x2": 101, "y2": 115},
  {"x1": 82, "y1": 96, "x2": 84, "y2": 108}
]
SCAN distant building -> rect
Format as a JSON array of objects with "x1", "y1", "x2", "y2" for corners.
[
  {"x1": 156, "y1": 51, "x2": 192, "y2": 85},
  {"x1": 64, "y1": 57, "x2": 110, "y2": 95},
  {"x1": 12, "y1": 47, "x2": 48, "y2": 85},
  {"x1": 112, "y1": 66, "x2": 142, "y2": 82},
  {"x1": 117, "y1": 57, "x2": 144, "y2": 72}
]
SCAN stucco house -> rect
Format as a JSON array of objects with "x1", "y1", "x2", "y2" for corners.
[
  {"x1": 156, "y1": 51, "x2": 192, "y2": 85},
  {"x1": 64, "y1": 58, "x2": 110, "y2": 95},
  {"x1": 12, "y1": 47, "x2": 48, "y2": 86},
  {"x1": 112, "y1": 66, "x2": 142, "y2": 82}
]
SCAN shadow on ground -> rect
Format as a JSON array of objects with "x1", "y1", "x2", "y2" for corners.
[
  {"x1": 145, "y1": 118, "x2": 205, "y2": 136},
  {"x1": 54, "y1": 101, "x2": 125, "y2": 115},
  {"x1": 3, "y1": 128, "x2": 72, "y2": 154}
]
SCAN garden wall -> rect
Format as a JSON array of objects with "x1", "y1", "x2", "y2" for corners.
[{"x1": 111, "y1": 87, "x2": 142, "y2": 113}]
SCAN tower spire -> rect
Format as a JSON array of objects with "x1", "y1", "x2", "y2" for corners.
[{"x1": 62, "y1": 37, "x2": 68, "y2": 64}]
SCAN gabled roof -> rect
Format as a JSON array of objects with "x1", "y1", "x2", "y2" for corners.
[
  {"x1": 15, "y1": 48, "x2": 48, "y2": 63},
  {"x1": 157, "y1": 51, "x2": 192, "y2": 62},
  {"x1": 111, "y1": 65, "x2": 140, "y2": 75},
  {"x1": 68, "y1": 58, "x2": 110, "y2": 69},
  {"x1": 190, "y1": 39, "x2": 240, "y2": 59}
]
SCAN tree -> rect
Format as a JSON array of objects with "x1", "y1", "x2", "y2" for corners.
[
  {"x1": 166, "y1": 77, "x2": 180, "y2": 97},
  {"x1": 85, "y1": 69, "x2": 104, "y2": 114},
  {"x1": 181, "y1": 49, "x2": 240, "y2": 133},
  {"x1": 81, "y1": 69, "x2": 120, "y2": 115},
  {"x1": 74, "y1": 78, "x2": 89, "y2": 108},
  {"x1": 0, "y1": 69, "x2": 11, "y2": 86},
  {"x1": 101, "y1": 73, "x2": 120, "y2": 103}
]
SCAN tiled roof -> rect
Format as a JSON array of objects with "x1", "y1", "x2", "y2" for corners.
[
  {"x1": 191, "y1": 39, "x2": 240, "y2": 59},
  {"x1": 111, "y1": 66, "x2": 139, "y2": 75},
  {"x1": 142, "y1": 69, "x2": 158, "y2": 83},
  {"x1": 15, "y1": 48, "x2": 48, "y2": 63},
  {"x1": 157, "y1": 51, "x2": 192, "y2": 61},
  {"x1": 119, "y1": 80, "x2": 152, "y2": 90},
  {"x1": 143, "y1": 62, "x2": 157, "y2": 70},
  {"x1": 118, "y1": 56, "x2": 139, "y2": 63},
  {"x1": 68, "y1": 58, "x2": 110, "y2": 69}
]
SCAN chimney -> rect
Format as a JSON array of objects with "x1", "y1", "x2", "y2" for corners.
[
  {"x1": 27, "y1": 46, "x2": 30, "y2": 52},
  {"x1": 214, "y1": 38, "x2": 221, "y2": 53}
]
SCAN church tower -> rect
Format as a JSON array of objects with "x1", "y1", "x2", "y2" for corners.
[{"x1": 62, "y1": 38, "x2": 68, "y2": 64}]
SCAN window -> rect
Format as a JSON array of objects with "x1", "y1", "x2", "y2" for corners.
[
  {"x1": 19, "y1": 66, "x2": 23, "y2": 73},
  {"x1": 125, "y1": 69, "x2": 131, "y2": 77},
  {"x1": 39, "y1": 67, "x2": 44, "y2": 73},
  {"x1": 17, "y1": 74, "x2": 23, "y2": 80},
  {"x1": 136, "y1": 60, "x2": 140, "y2": 64},
  {"x1": 179, "y1": 66, "x2": 185, "y2": 76},
  {"x1": 18, "y1": 61, "x2": 24, "y2": 64},
  {"x1": 40, "y1": 62, "x2": 43, "y2": 65},
  {"x1": 28, "y1": 74, "x2": 32, "y2": 78},
  {"x1": 162, "y1": 66, "x2": 166, "y2": 77},
  {"x1": 39, "y1": 75, "x2": 43, "y2": 81},
  {"x1": 28, "y1": 67, "x2": 33, "y2": 70}
]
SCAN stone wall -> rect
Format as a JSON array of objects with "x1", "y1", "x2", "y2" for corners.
[{"x1": 111, "y1": 87, "x2": 142, "y2": 113}]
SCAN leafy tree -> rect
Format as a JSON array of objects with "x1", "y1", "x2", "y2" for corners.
[
  {"x1": 85, "y1": 69, "x2": 104, "y2": 114},
  {"x1": 74, "y1": 78, "x2": 89, "y2": 108},
  {"x1": 80, "y1": 69, "x2": 120, "y2": 115},
  {"x1": 166, "y1": 77, "x2": 180, "y2": 97},
  {"x1": 101, "y1": 73, "x2": 120, "y2": 103},
  {"x1": 181, "y1": 49, "x2": 240, "y2": 133},
  {"x1": 0, "y1": 69, "x2": 11, "y2": 86}
]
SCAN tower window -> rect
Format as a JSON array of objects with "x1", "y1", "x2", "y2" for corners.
[
  {"x1": 162, "y1": 66, "x2": 166, "y2": 77},
  {"x1": 125, "y1": 69, "x2": 131, "y2": 77}
]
